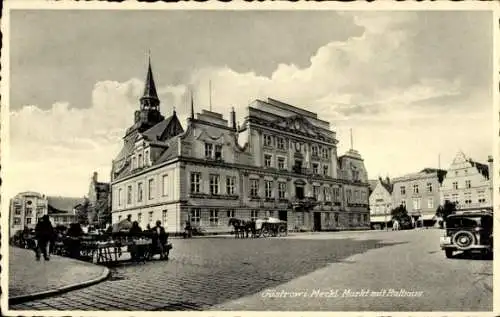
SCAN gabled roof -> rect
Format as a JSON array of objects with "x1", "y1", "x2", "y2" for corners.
[
  {"x1": 368, "y1": 180, "x2": 378, "y2": 193},
  {"x1": 47, "y1": 196, "x2": 83, "y2": 214},
  {"x1": 155, "y1": 136, "x2": 180, "y2": 164},
  {"x1": 142, "y1": 113, "x2": 184, "y2": 142},
  {"x1": 468, "y1": 159, "x2": 489, "y2": 179},
  {"x1": 380, "y1": 180, "x2": 393, "y2": 194}
]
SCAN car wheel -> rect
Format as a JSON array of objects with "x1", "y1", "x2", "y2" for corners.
[{"x1": 445, "y1": 249, "x2": 454, "y2": 258}]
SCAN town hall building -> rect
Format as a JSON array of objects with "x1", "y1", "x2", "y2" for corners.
[{"x1": 110, "y1": 60, "x2": 370, "y2": 234}]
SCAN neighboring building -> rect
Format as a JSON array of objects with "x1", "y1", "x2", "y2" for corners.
[
  {"x1": 369, "y1": 177, "x2": 393, "y2": 229},
  {"x1": 46, "y1": 196, "x2": 82, "y2": 227},
  {"x1": 110, "y1": 60, "x2": 370, "y2": 234},
  {"x1": 9, "y1": 192, "x2": 48, "y2": 236},
  {"x1": 87, "y1": 171, "x2": 111, "y2": 225},
  {"x1": 391, "y1": 168, "x2": 447, "y2": 227},
  {"x1": 440, "y1": 152, "x2": 493, "y2": 212}
]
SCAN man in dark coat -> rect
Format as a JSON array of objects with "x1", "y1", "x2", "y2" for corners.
[
  {"x1": 35, "y1": 215, "x2": 54, "y2": 261},
  {"x1": 152, "y1": 220, "x2": 168, "y2": 259}
]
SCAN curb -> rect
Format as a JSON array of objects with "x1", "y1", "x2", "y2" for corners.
[{"x1": 9, "y1": 265, "x2": 111, "y2": 305}]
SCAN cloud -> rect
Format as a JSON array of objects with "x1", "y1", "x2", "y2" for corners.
[{"x1": 9, "y1": 12, "x2": 492, "y2": 196}]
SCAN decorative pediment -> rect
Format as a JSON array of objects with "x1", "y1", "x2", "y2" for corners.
[{"x1": 196, "y1": 129, "x2": 226, "y2": 144}]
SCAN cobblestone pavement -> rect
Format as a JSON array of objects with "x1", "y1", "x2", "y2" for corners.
[
  {"x1": 10, "y1": 230, "x2": 491, "y2": 311},
  {"x1": 9, "y1": 247, "x2": 108, "y2": 299},
  {"x1": 9, "y1": 233, "x2": 397, "y2": 311}
]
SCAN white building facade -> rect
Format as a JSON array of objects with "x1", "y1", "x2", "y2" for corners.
[{"x1": 111, "y1": 62, "x2": 370, "y2": 234}]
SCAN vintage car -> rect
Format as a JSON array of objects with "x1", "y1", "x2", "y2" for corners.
[{"x1": 440, "y1": 210, "x2": 493, "y2": 258}]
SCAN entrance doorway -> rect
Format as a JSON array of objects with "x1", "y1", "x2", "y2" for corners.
[
  {"x1": 313, "y1": 212, "x2": 322, "y2": 231},
  {"x1": 295, "y1": 186, "x2": 304, "y2": 199},
  {"x1": 279, "y1": 210, "x2": 288, "y2": 222}
]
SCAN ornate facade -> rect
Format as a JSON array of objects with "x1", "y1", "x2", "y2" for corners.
[
  {"x1": 111, "y1": 62, "x2": 370, "y2": 234},
  {"x1": 369, "y1": 177, "x2": 393, "y2": 229},
  {"x1": 440, "y1": 152, "x2": 493, "y2": 212}
]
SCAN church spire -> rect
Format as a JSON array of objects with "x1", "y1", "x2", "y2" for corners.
[{"x1": 140, "y1": 54, "x2": 160, "y2": 110}]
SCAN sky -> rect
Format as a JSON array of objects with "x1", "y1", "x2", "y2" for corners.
[{"x1": 8, "y1": 9, "x2": 494, "y2": 197}]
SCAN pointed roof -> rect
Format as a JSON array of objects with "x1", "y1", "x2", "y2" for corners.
[{"x1": 141, "y1": 57, "x2": 159, "y2": 102}]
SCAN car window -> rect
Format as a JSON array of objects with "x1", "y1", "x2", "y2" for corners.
[{"x1": 446, "y1": 216, "x2": 481, "y2": 228}]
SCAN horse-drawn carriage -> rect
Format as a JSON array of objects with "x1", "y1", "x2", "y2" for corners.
[
  {"x1": 256, "y1": 217, "x2": 288, "y2": 237},
  {"x1": 228, "y1": 217, "x2": 287, "y2": 238}
]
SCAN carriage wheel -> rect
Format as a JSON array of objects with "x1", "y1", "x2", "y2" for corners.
[
  {"x1": 261, "y1": 228, "x2": 269, "y2": 238},
  {"x1": 279, "y1": 226, "x2": 287, "y2": 237}
]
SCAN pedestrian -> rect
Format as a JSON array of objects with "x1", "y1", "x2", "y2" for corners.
[
  {"x1": 34, "y1": 215, "x2": 55, "y2": 261},
  {"x1": 152, "y1": 220, "x2": 168, "y2": 260}
]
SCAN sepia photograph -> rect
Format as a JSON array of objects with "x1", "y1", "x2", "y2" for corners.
[{"x1": 2, "y1": 1, "x2": 498, "y2": 315}]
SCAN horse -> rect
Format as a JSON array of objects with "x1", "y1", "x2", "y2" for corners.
[
  {"x1": 228, "y1": 218, "x2": 247, "y2": 238},
  {"x1": 243, "y1": 220, "x2": 257, "y2": 238}
]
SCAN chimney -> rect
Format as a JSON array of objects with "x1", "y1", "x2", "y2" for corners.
[
  {"x1": 386, "y1": 177, "x2": 390, "y2": 184},
  {"x1": 487, "y1": 155, "x2": 493, "y2": 180},
  {"x1": 230, "y1": 107, "x2": 236, "y2": 131},
  {"x1": 92, "y1": 172, "x2": 98, "y2": 183}
]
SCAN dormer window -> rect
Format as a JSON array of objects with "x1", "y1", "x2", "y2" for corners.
[
  {"x1": 205, "y1": 143, "x2": 213, "y2": 159},
  {"x1": 132, "y1": 156, "x2": 137, "y2": 169},
  {"x1": 144, "y1": 149, "x2": 150, "y2": 166},
  {"x1": 214, "y1": 145, "x2": 222, "y2": 160},
  {"x1": 138, "y1": 153, "x2": 143, "y2": 168}
]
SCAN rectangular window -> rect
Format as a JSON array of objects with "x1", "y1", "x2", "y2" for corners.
[
  {"x1": 413, "y1": 184, "x2": 419, "y2": 194},
  {"x1": 312, "y1": 146, "x2": 319, "y2": 157},
  {"x1": 226, "y1": 176, "x2": 236, "y2": 195},
  {"x1": 250, "y1": 179, "x2": 259, "y2": 197},
  {"x1": 162, "y1": 210, "x2": 167, "y2": 225},
  {"x1": 26, "y1": 218, "x2": 32, "y2": 224},
  {"x1": 251, "y1": 210, "x2": 259, "y2": 221},
  {"x1": 400, "y1": 186, "x2": 406, "y2": 195},
  {"x1": 148, "y1": 179, "x2": 155, "y2": 200},
  {"x1": 277, "y1": 137, "x2": 285, "y2": 150},
  {"x1": 118, "y1": 188, "x2": 123, "y2": 206},
  {"x1": 14, "y1": 206, "x2": 21, "y2": 215},
  {"x1": 313, "y1": 163, "x2": 319, "y2": 175},
  {"x1": 427, "y1": 197, "x2": 434, "y2": 209},
  {"x1": 191, "y1": 172, "x2": 201, "y2": 193},
  {"x1": 323, "y1": 165, "x2": 329, "y2": 176},
  {"x1": 264, "y1": 154, "x2": 272, "y2": 167},
  {"x1": 127, "y1": 185, "x2": 133, "y2": 204},
  {"x1": 214, "y1": 144, "x2": 222, "y2": 160},
  {"x1": 118, "y1": 215, "x2": 122, "y2": 222},
  {"x1": 210, "y1": 175, "x2": 220, "y2": 195},
  {"x1": 264, "y1": 135, "x2": 273, "y2": 147},
  {"x1": 278, "y1": 157, "x2": 286, "y2": 170},
  {"x1": 265, "y1": 180, "x2": 273, "y2": 198},
  {"x1": 205, "y1": 143, "x2": 213, "y2": 158},
  {"x1": 464, "y1": 192, "x2": 472, "y2": 205},
  {"x1": 191, "y1": 209, "x2": 201, "y2": 225},
  {"x1": 465, "y1": 180, "x2": 471, "y2": 189},
  {"x1": 413, "y1": 198, "x2": 421, "y2": 210},
  {"x1": 313, "y1": 186, "x2": 320, "y2": 200},
  {"x1": 347, "y1": 189, "x2": 352, "y2": 203},
  {"x1": 25, "y1": 207, "x2": 33, "y2": 217},
  {"x1": 138, "y1": 212, "x2": 142, "y2": 224},
  {"x1": 266, "y1": 210, "x2": 274, "y2": 218},
  {"x1": 227, "y1": 209, "x2": 235, "y2": 218},
  {"x1": 453, "y1": 182, "x2": 458, "y2": 190},
  {"x1": 209, "y1": 209, "x2": 219, "y2": 226},
  {"x1": 333, "y1": 187, "x2": 340, "y2": 202},
  {"x1": 278, "y1": 182, "x2": 286, "y2": 199},
  {"x1": 323, "y1": 187, "x2": 330, "y2": 201},
  {"x1": 427, "y1": 183, "x2": 433, "y2": 193},
  {"x1": 162, "y1": 174, "x2": 168, "y2": 196},
  {"x1": 401, "y1": 200, "x2": 406, "y2": 208},
  {"x1": 137, "y1": 182, "x2": 143, "y2": 202},
  {"x1": 355, "y1": 190, "x2": 360, "y2": 201},
  {"x1": 322, "y1": 148, "x2": 329, "y2": 159},
  {"x1": 132, "y1": 156, "x2": 137, "y2": 169},
  {"x1": 148, "y1": 211, "x2": 153, "y2": 223}
]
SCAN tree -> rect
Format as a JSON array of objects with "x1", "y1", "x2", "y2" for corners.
[
  {"x1": 435, "y1": 200, "x2": 457, "y2": 228},
  {"x1": 391, "y1": 204, "x2": 408, "y2": 222},
  {"x1": 75, "y1": 197, "x2": 90, "y2": 225}
]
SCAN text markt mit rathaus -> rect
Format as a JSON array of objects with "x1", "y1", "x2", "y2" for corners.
[{"x1": 261, "y1": 288, "x2": 424, "y2": 298}]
